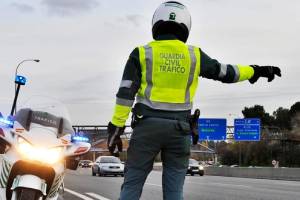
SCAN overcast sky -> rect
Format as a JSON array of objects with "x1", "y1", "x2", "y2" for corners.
[{"x1": 1, "y1": 0, "x2": 299, "y2": 125}]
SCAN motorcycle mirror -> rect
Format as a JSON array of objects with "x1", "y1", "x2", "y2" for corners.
[
  {"x1": 64, "y1": 141, "x2": 91, "y2": 157},
  {"x1": 65, "y1": 156, "x2": 80, "y2": 170}
]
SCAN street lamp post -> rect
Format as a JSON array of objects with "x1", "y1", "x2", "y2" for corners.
[
  {"x1": 10, "y1": 59, "x2": 40, "y2": 116},
  {"x1": 15, "y1": 59, "x2": 40, "y2": 81}
]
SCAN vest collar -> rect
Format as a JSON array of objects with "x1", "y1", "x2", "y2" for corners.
[{"x1": 156, "y1": 34, "x2": 179, "y2": 41}]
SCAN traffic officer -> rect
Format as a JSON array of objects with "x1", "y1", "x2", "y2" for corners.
[{"x1": 107, "y1": 1, "x2": 281, "y2": 200}]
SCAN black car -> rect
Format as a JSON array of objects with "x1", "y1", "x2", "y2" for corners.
[{"x1": 186, "y1": 159, "x2": 204, "y2": 176}]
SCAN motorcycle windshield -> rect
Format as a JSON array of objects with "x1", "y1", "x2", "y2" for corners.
[{"x1": 14, "y1": 96, "x2": 74, "y2": 136}]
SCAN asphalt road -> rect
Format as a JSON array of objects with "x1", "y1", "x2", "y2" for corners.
[{"x1": 61, "y1": 168, "x2": 300, "y2": 200}]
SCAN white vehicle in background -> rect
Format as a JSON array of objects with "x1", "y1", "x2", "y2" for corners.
[
  {"x1": 186, "y1": 159, "x2": 204, "y2": 176},
  {"x1": 78, "y1": 160, "x2": 93, "y2": 168},
  {"x1": 0, "y1": 97, "x2": 91, "y2": 200},
  {"x1": 92, "y1": 156, "x2": 124, "y2": 177}
]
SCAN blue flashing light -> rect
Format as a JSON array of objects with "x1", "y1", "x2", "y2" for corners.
[
  {"x1": 15, "y1": 75, "x2": 27, "y2": 85},
  {"x1": 0, "y1": 117, "x2": 14, "y2": 127},
  {"x1": 72, "y1": 136, "x2": 89, "y2": 142}
]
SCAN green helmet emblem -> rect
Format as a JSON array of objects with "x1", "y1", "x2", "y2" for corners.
[{"x1": 169, "y1": 12, "x2": 176, "y2": 20}]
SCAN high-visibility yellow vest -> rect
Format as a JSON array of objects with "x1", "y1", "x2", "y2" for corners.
[
  {"x1": 137, "y1": 40, "x2": 201, "y2": 110},
  {"x1": 111, "y1": 40, "x2": 254, "y2": 127}
]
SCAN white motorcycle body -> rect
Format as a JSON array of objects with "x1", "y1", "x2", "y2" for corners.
[{"x1": 0, "y1": 99, "x2": 90, "y2": 200}]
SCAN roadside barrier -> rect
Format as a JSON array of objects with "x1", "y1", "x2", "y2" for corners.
[{"x1": 204, "y1": 167, "x2": 300, "y2": 181}]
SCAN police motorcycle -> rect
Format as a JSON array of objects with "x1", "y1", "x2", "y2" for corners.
[{"x1": 0, "y1": 75, "x2": 90, "y2": 200}]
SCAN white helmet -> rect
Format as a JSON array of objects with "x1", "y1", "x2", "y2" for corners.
[{"x1": 152, "y1": 1, "x2": 191, "y2": 42}]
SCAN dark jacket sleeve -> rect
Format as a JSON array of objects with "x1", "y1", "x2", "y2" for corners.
[
  {"x1": 199, "y1": 49, "x2": 254, "y2": 83},
  {"x1": 111, "y1": 48, "x2": 141, "y2": 127},
  {"x1": 116, "y1": 48, "x2": 141, "y2": 100}
]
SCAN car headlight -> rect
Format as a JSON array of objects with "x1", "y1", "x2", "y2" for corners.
[
  {"x1": 121, "y1": 164, "x2": 125, "y2": 170},
  {"x1": 199, "y1": 166, "x2": 204, "y2": 170},
  {"x1": 17, "y1": 137, "x2": 63, "y2": 164}
]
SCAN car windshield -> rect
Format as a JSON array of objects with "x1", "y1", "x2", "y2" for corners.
[
  {"x1": 100, "y1": 157, "x2": 121, "y2": 163},
  {"x1": 189, "y1": 159, "x2": 199, "y2": 165},
  {"x1": 80, "y1": 160, "x2": 92, "y2": 164}
]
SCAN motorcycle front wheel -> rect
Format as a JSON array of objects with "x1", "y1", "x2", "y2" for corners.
[{"x1": 15, "y1": 188, "x2": 43, "y2": 200}]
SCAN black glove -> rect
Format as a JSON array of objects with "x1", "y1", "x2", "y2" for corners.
[
  {"x1": 190, "y1": 109, "x2": 200, "y2": 145},
  {"x1": 107, "y1": 122, "x2": 125, "y2": 156},
  {"x1": 192, "y1": 132, "x2": 199, "y2": 145},
  {"x1": 249, "y1": 65, "x2": 281, "y2": 84}
]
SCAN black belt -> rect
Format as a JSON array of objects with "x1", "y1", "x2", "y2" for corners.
[
  {"x1": 131, "y1": 103, "x2": 191, "y2": 128},
  {"x1": 138, "y1": 114, "x2": 190, "y2": 122}
]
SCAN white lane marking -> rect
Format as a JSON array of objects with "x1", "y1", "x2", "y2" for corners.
[
  {"x1": 64, "y1": 188, "x2": 94, "y2": 200},
  {"x1": 149, "y1": 171, "x2": 161, "y2": 174},
  {"x1": 210, "y1": 182, "x2": 251, "y2": 188},
  {"x1": 185, "y1": 181, "x2": 251, "y2": 188},
  {"x1": 86, "y1": 192, "x2": 111, "y2": 200},
  {"x1": 146, "y1": 180, "x2": 250, "y2": 189},
  {"x1": 145, "y1": 183, "x2": 162, "y2": 187}
]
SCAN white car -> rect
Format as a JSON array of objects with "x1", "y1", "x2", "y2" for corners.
[
  {"x1": 79, "y1": 160, "x2": 93, "y2": 168},
  {"x1": 92, "y1": 156, "x2": 124, "y2": 177},
  {"x1": 186, "y1": 159, "x2": 204, "y2": 176}
]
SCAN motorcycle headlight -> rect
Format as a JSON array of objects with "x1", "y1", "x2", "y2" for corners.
[
  {"x1": 199, "y1": 166, "x2": 204, "y2": 170},
  {"x1": 17, "y1": 137, "x2": 63, "y2": 164}
]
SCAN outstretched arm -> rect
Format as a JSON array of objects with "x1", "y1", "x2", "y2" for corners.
[{"x1": 199, "y1": 50, "x2": 281, "y2": 83}]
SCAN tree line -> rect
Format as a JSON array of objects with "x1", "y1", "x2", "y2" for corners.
[{"x1": 217, "y1": 102, "x2": 300, "y2": 167}]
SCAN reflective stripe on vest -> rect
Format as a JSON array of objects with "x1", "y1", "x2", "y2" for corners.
[
  {"x1": 144, "y1": 45, "x2": 153, "y2": 100},
  {"x1": 186, "y1": 45, "x2": 197, "y2": 103},
  {"x1": 137, "y1": 40, "x2": 200, "y2": 111}
]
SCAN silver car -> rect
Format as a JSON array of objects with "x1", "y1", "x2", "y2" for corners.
[
  {"x1": 186, "y1": 159, "x2": 204, "y2": 176},
  {"x1": 92, "y1": 156, "x2": 124, "y2": 177}
]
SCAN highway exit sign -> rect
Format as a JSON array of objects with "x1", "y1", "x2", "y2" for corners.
[{"x1": 234, "y1": 118, "x2": 261, "y2": 141}]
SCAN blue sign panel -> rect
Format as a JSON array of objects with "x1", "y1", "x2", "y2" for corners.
[
  {"x1": 199, "y1": 118, "x2": 227, "y2": 141},
  {"x1": 234, "y1": 118, "x2": 261, "y2": 141}
]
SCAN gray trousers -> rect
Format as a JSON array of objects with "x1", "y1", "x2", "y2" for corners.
[{"x1": 119, "y1": 117, "x2": 191, "y2": 200}]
